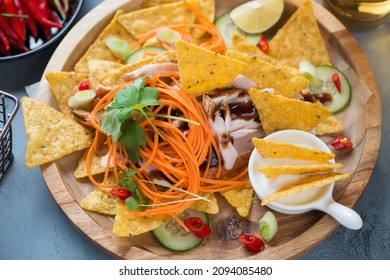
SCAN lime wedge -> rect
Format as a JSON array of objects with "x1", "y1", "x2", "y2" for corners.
[{"x1": 230, "y1": 0, "x2": 284, "y2": 34}]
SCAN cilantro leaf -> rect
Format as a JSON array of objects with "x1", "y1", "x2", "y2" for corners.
[
  {"x1": 100, "y1": 109, "x2": 122, "y2": 141},
  {"x1": 119, "y1": 119, "x2": 146, "y2": 163}
]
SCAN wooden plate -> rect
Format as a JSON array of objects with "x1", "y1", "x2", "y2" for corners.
[{"x1": 37, "y1": 0, "x2": 381, "y2": 259}]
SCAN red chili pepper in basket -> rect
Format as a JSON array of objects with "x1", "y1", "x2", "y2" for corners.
[
  {"x1": 184, "y1": 217, "x2": 211, "y2": 238},
  {"x1": 48, "y1": 0, "x2": 66, "y2": 20},
  {"x1": 238, "y1": 233, "x2": 265, "y2": 253},
  {"x1": 2, "y1": 0, "x2": 25, "y2": 40},
  {"x1": 21, "y1": 0, "x2": 63, "y2": 29},
  {"x1": 258, "y1": 35, "x2": 269, "y2": 53},
  {"x1": 110, "y1": 187, "x2": 132, "y2": 201},
  {"x1": 330, "y1": 135, "x2": 352, "y2": 151},
  {"x1": 332, "y1": 72, "x2": 341, "y2": 93}
]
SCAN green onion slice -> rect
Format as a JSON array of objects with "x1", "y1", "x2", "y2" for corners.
[
  {"x1": 156, "y1": 27, "x2": 181, "y2": 43},
  {"x1": 259, "y1": 211, "x2": 278, "y2": 242},
  {"x1": 105, "y1": 38, "x2": 131, "y2": 60},
  {"x1": 68, "y1": 90, "x2": 96, "y2": 108}
]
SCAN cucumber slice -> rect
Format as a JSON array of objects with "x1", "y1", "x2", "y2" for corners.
[
  {"x1": 152, "y1": 209, "x2": 209, "y2": 252},
  {"x1": 214, "y1": 11, "x2": 260, "y2": 49},
  {"x1": 125, "y1": 46, "x2": 167, "y2": 64},
  {"x1": 309, "y1": 65, "x2": 352, "y2": 114}
]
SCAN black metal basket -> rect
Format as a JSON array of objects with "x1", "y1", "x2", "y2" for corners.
[{"x1": 0, "y1": 91, "x2": 19, "y2": 181}]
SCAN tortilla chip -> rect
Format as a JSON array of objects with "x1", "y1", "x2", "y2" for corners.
[
  {"x1": 75, "y1": 10, "x2": 136, "y2": 73},
  {"x1": 21, "y1": 97, "x2": 93, "y2": 168},
  {"x1": 248, "y1": 88, "x2": 331, "y2": 135},
  {"x1": 88, "y1": 60, "x2": 123, "y2": 89},
  {"x1": 268, "y1": 0, "x2": 331, "y2": 67},
  {"x1": 191, "y1": 193, "x2": 219, "y2": 214},
  {"x1": 118, "y1": 1, "x2": 197, "y2": 37},
  {"x1": 45, "y1": 71, "x2": 89, "y2": 118},
  {"x1": 141, "y1": 0, "x2": 215, "y2": 21},
  {"x1": 261, "y1": 172, "x2": 350, "y2": 206},
  {"x1": 252, "y1": 137, "x2": 335, "y2": 163},
  {"x1": 221, "y1": 185, "x2": 254, "y2": 217},
  {"x1": 80, "y1": 188, "x2": 117, "y2": 216},
  {"x1": 226, "y1": 50, "x2": 310, "y2": 98},
  {"x1": 113, "y1": 200, "x2": 170, "y2": 236},
  {"x1": 176, "y1": 40, "x2": 247, "y2": 97},
  {"x1": 74, "y1": 147, "x2": 109, "y2": 178},
  {"x1": 257, "y1": 163, "x2": 343, "y2": 178},
  {"x1": 316, "y1": 115, "x2": 343, "y2": 135}
]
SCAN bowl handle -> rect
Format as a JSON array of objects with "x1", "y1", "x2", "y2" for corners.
[{"x1": 319, "y1": 200, "x2": 363, "y2": 230}]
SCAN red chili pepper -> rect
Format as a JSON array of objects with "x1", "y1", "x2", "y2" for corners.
[
  {"x1": 0, "y1": 29, "x2": 10, "y2": 51},
  {"x1": 330, "y1": 135, "x2": 352, "y2": 151},
  {"x1": 110, "y1": 187, "x2": 132, "y2": 200},
  {"x1": 238, "y1": 234, "x2": 265, "y2": 253},
  {"x1": 21, "y1": 0, "x2": 63, "y2": 29},
  {"x1": 48, "y1": 0, "x2": 66, "y2": 20},
  {"x1": 332, "y1": 73, "x2": 341, "y2": 93},
  {"x1": 184, "y1": 217, "x2": 211, "y2": 238},
  {"x1": 19, "y1": 0, "x2": 38, "y2": 40},
  {"x1": 78, "y1": 80, "x2": 91, "y2": 91},
  {"x1": 0, "y1": 13, "x2": 22, "y2": 42},
  {"x1": 258, "y1": 35, "x2": 269, "y2": 53},
  {"x1": 0, "y1": 42, "x2": 11, "y2": 56},
  {"x1": 13, "y1": 0, "x2": 27, "y2": 41},
  {"x1": 2, "y1": 0, "x2": 25, "y2": 41}
]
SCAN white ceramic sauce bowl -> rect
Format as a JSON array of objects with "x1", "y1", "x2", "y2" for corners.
[{"x1": 248, "y1": 130, "x2": 363, "y2": 230}]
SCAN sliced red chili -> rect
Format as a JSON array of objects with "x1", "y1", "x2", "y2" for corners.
[
  {"x1": 258, "y1": 35, "x2": 269, "y2": 53},
  {"x1": 238, "y1": 233, "x2": 265, "y2": 253},
  {"x1": 330, "y1": 135, "x2": 352, "y2": 150},
  {"x1": 332, "y1": 73, "x2": 341, "y2": 93},
  {"x1": 78, "y1": 80, "x2": 91, "y2": 91},
  {"x1": 110, "y1": 187, "x2": 132, "y2": 200},
  {"x1": 184, "y1": 217, "x2": 211, "y2": 238}
]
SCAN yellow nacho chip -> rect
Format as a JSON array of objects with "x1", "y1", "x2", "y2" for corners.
[
  {"x1": 74, "y1": 147, "x2": 109, "y2": 179},
  {"x1": 257, "y1": 163, "x2": 343, "y2": 178},
  {"x1": 191, "y1": 193, "x2": 219, "y2": 214},
  {"x1": 226, "y1": 50, "x2": 310, "y2": 98},
  {"x1": 88, "y1": 59, "x2": 123, "y2": 89},
  {"x1": 261, "y1": 172, "x2": 350, "y2": 206},
  {"x1": 21, "y1": 97, "x2": 93, "y2": 168},
  {"x1": 80, "y1": 188, "x2": 117, "y2": 216},
  {"x1": 231, "y1": 32, "x2": 261, "y2": 54},
  {"x1": 221, "y1": 185, "x2": 254, "y2": 217},
  {"x1": 113, "y1": 200, "x2": 170, "y2": 236},
  {"x1": 252, "y1": 137, "x2": 335, "y2": 163},
  {"x1": 118, "y1": 1, "x2": 197, "y2": 37},
  {"x1": 45, "y1": 71, "x2": 89, "y2": 118},
  {"x1": 141, "y1": 0, "x2": 215, "y2": 21},
  {"x1": 268, "y1": 0, "x2": 331, "y2": 67},
  {"x1": 176, "y1": 40, "x2": 247, "y2": 96},
  {"x1": 75, "y1": 10, "x2": 136, "y2": 73},
  {"x1": 248, "y1": 88, "x2": 331, "y2": 135},
  {"x1": 316, "y1": 115, "x2": 343, "y2": 136}
]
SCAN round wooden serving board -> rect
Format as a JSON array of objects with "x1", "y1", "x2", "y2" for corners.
[{"x1": 38, "y1": 0, "x2": 381, "y2": 259}]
